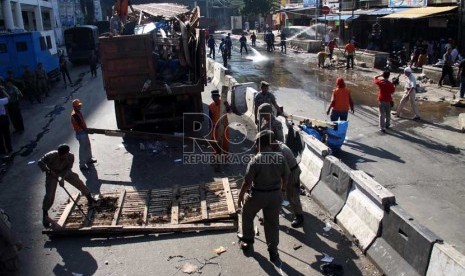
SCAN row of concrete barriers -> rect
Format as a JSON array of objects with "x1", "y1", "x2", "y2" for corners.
[{"x1": 206, "y1": 58, "x2": 465, "y2": 276}]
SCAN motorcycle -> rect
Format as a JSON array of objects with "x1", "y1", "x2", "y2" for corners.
[{"x1": 385, "y1": 48, "x2": 407, "y2": 71}]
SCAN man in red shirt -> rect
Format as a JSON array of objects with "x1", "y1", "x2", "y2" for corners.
[
  {"x1": 328, "y1": 39, "x2": 337, "y2": 60},
  {"x1": 374, "y1": 71, "x2": 396, "y2": 132},
  {"x1": 344, "y1": 40, "x2": 356, "y2": 69}
]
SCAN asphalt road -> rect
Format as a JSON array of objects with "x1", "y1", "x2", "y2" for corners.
[
  {"x1": 222, "y1": 38, "x2": 465, "y2": 255},
  {"x1": 0, "y1": 62, "x2": 380, "y2": 275}
]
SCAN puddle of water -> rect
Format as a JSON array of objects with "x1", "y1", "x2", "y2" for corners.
[{"x1": 246, "y1": 47, "x2": 268, "y2": 62}]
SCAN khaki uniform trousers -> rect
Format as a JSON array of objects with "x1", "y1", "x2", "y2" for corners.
[
  {"x1": 286, "y1": 167, "x2": 303, "y2": 215},
  {"x1": 241, "y1": 189, "x2": 282, "y2": 254},
  {"x1": 42, "y1": 172, "x2": 90, "y2": 212}
]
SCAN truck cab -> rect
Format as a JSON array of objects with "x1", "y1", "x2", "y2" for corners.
[
  {"x1": 0, "y1": 30, "x2": 60, "y2": 80},
  {"x1": 64, "y1": 25, "x2": 99, "y2": 64}
]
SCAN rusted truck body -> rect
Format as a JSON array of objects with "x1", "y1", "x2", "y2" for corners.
[{"x1": 99, "y1": 5, "x2": 206, "y2": 131}]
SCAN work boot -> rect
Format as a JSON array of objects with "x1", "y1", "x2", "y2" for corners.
[
  {"x1": 86, "y1": 193, "x2": 97, "y2": 206},
  {"x1": 87, "y1": 158, "x2": 97, "y2": 164},
  {"x1": 239, "y1": 241, "x2": 254, "y2": 252},
  {"x1": 291, "y1": 214, "x2": 304, "y2": 228}
]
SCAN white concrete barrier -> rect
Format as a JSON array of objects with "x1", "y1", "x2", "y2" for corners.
[
  {"x1": 299, "y1": 145, "x2": 324, "y2": 191},
  {"x1": 230, "y1": 83, "x2": 257, "y2": 116},
  {"x1": 244, "y1": 87, "x2": 258, "y2": 125},
  {"x1": 335, "y1": 171, "x2": 395, "y2": 253},
  {"x1": 426, "y1": 242, "x2": 465, "y2": 276},
  {"x1": 206, "y1": 58, "x2": 215, "y2": 78},
  {"x1": 299, "y1": 129, "x2": 331, "y2": 157},
  {"x1": 212, "y1": 62, "x2": 227, "y2": 88}
]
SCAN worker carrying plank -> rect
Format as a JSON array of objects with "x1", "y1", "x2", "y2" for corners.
[{"x1": 38, "y1": 144, "x2": 96, "y2": 228}]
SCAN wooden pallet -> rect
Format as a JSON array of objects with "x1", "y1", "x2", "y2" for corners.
[{"x1": 44, "y1": 178, "x2": 240, "y2": 236}]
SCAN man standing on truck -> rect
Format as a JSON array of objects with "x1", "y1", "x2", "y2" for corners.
[
  {"x1": 22, "y1": 66, "x2": 41, "y2": 104},
  {"x1": 38, "y1": 144, "x2": 96, "y2": 228},
  {"x1": 35, "y1": 63, "x2": 49, "y2": 97},
  {"x1": 71, "y1": 99, "x2": 97, "y2": 170}
]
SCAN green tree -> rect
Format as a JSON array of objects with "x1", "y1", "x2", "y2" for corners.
[{"x1": 241, "y1": 0, "x2": 280, "y2": 17}]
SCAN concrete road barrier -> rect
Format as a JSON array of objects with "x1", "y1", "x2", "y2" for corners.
[
  {"x1": 458, "y1": 113, "x2": 465, "y2": 133},
  {"x1": 230, "y1": 83, "x2": 257, "y2": 115},
  {"x1": 244, "y1": 87, "x2": 257, "y2": 125},
  {"x1": 426, "y1": 242, "x2": 465, "y2": 276},
  {"x1": 212, "y1": 62, "x2": 227, "y2": 88},
  {"x1": 336, "y1": 171, "x2": 395, "y2": 252},
  {"x1": 311, "y1": 156, "x2": 352, "y2": 219},
  {"x1": 299, "y1": 145, "x2": 324, "y2": 192},
  {"x1": 367, "y1": 205, "x2": 442, "y2": 276},
  {"x1": 206, "y1": 58, "x2": 215, "y2": 78}
]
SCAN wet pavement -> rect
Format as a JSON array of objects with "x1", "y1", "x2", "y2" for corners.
[{"x1": 217, "y1": 34, "x2": 465, "y2": 255}]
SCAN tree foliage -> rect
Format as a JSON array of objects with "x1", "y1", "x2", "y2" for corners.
[{"x1": 241, "y1": 0, "x2": 280, "y2": 16}]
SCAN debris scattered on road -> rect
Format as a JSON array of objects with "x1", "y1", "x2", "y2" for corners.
[
  {"x1": 255, "y1": 225, "x2": 259, "y2": 236},
  {"x1": 167, "y1": 255, "x2": 184, "y2": 261},
  {"x1": 323, "y1": 222, "x2": 332, "y2": 232},
  {"x1": 321, "y1": 263, "x2": 344, "y2": 276},
  {"x1": 214, "y1": 246, "x2": 227, "y2": 255},
  {"x1": 27, "y1": 161, "x2": 35, "y2": 165},
  {"x1": 321, "y1": 254, "x2": 334, "y2": 263},
  {"x1": 293, "y1": 244, "x2": 302, "y2": 250},
  {"x1": 181, "y1": 262, "x2": 198, "y2": 274}
]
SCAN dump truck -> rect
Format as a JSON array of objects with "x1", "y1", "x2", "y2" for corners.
[{"x1": 99, "y1": 4, "x2": 206, "y2": 131}]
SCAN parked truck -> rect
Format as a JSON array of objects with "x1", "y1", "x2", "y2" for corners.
[
  {"x1": 0, "y1": 30, "x2": 60, "y2": 80},
  {"x1": 99, "y1": 4, "x2": 206, "y2": 131}
]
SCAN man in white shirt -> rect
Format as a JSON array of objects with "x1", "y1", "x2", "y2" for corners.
[
  {"x1": 396, "y1": 67, "x2": 421, "y2": 120},
  {"x1": 0, "y1": 86, "x2": 12, "y2": 155}
]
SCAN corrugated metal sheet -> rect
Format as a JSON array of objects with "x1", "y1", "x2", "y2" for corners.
[{"x1": 132, "y1": 3, "x2": 189, "y2": 19}]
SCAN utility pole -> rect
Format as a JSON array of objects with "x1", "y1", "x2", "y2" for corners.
[{"x1": 459, "y1": 0, "x2": 465, "y2": 51}]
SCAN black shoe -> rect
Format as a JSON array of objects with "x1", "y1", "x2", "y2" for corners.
[
  {"x1": 269, "y1": 251, "x2": 280, "y2": 263},
  {"x1": 291, "y1": 214, "x2": 304, "y2": 228},
  {"x1": 87, "y1": 158, "x2": 97, "y2": 164},
  {"x1": 239, "y1": 241, "x2": 254, "y2": 252},
  {"x1": 43, "y1": 215, "x2": 51, "y2": 228}
]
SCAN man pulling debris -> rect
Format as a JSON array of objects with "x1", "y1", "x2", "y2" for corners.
[
  {"x1": 237, "y1": 130, "x2": 290, "y2": 263},
  {"x1": 38, "y1": 144, "x2": 95, "y2": 228}
]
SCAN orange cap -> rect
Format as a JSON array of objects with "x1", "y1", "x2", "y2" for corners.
[{"x1": 72, "y1": 99, "x2": 82, "y2": 107}]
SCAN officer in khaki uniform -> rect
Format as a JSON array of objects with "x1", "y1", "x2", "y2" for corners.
[
  {"x1": 35, "y1": 63, "x2": 49, "y2": 97},
  {"x1": 38, "y1": 144, "x2": 95, "y2": 228},
  {"x1": 254, "y1": 81, "x2": 282, "y2": 125},
  {"x1": 237, "y1": 130, "x2": 290, "y2": 263},
  {"x1": 270, "y1": 134, "x2": 304, "y2": 228},
  {"x1": 258, "y1": 103, "x2": 284, "y2": 142}
]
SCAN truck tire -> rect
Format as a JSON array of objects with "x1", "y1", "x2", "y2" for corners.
[{"x1": 114, "y1": 101, "x2": 130, "y2": 130}]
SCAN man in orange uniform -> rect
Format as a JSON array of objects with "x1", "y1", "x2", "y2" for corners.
[
  {"x1": 344, "y1": 40, "x2": 356, "y2": 69},
  {"x1": 208, "y1": 90, "x2": 231, "y2": 163},
  {"x1": 326, "y1": 78, "x2": 354, "y2": 121},
  {"x1": 71, "y1": 99, "x2": 96, "y2": 170}
]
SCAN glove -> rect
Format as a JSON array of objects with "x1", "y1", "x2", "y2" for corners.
[{"x1": 59, "y1": 178, "x2": 65, "y2": 187}]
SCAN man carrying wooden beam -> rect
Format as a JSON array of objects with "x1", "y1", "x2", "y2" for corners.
[{"x1": 38, "y1": 144, "x2": 95, "y2": 228}]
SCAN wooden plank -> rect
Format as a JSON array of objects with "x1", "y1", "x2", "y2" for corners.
[
  {"x1": 170, "y1": 185, "x2": 180, "y2": 224},
  {"x1": 143, "y1": 189, "x2": 151, "y2": 225},
  {"x1": 112, "y1": 190, "x2": 126, "y2": 226},
  {"x1": 43, "y1": 222, "x2": 236, "y2": 236},
  {"x1": 57, "y1": 193, "x2": 80, "y2": 227},
  {"x1": 200, "y1": 184, "x2": 208, "y2": 220},
  {"x1": 222, "y1": 178, "x2": 236, "y2": 215}
]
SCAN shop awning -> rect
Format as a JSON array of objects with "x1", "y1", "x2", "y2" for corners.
[
  {"x1": 382, "y1": 6, "x2": 458, "y2": 19},
  {"x1": 367, "y1": 8, "x2": 408, "y2": 15},
  {"x1": 317, "y1": 14, "x2": 360, "y2": 21}
]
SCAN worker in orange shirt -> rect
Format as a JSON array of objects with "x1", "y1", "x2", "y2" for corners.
[
  {"x1": 71, "y1": 99, "x2": 96, "y2": 171},
  {"x1": 344, "y1": 40, "x2": 356, "y2": 69},
  {"x1": 113, "y1": 0, "x2": 134, "y2": 33},
  {"x1": 326, "y1": 78, "x2": 354, "y2": 121},
  {"x1": 208, "y1": 90, "x2": 231, "y2": 167}
]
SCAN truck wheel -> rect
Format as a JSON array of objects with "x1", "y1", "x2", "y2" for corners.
[{"x1": 114, "y1": 101, "x2": 129, "y2": 130}]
